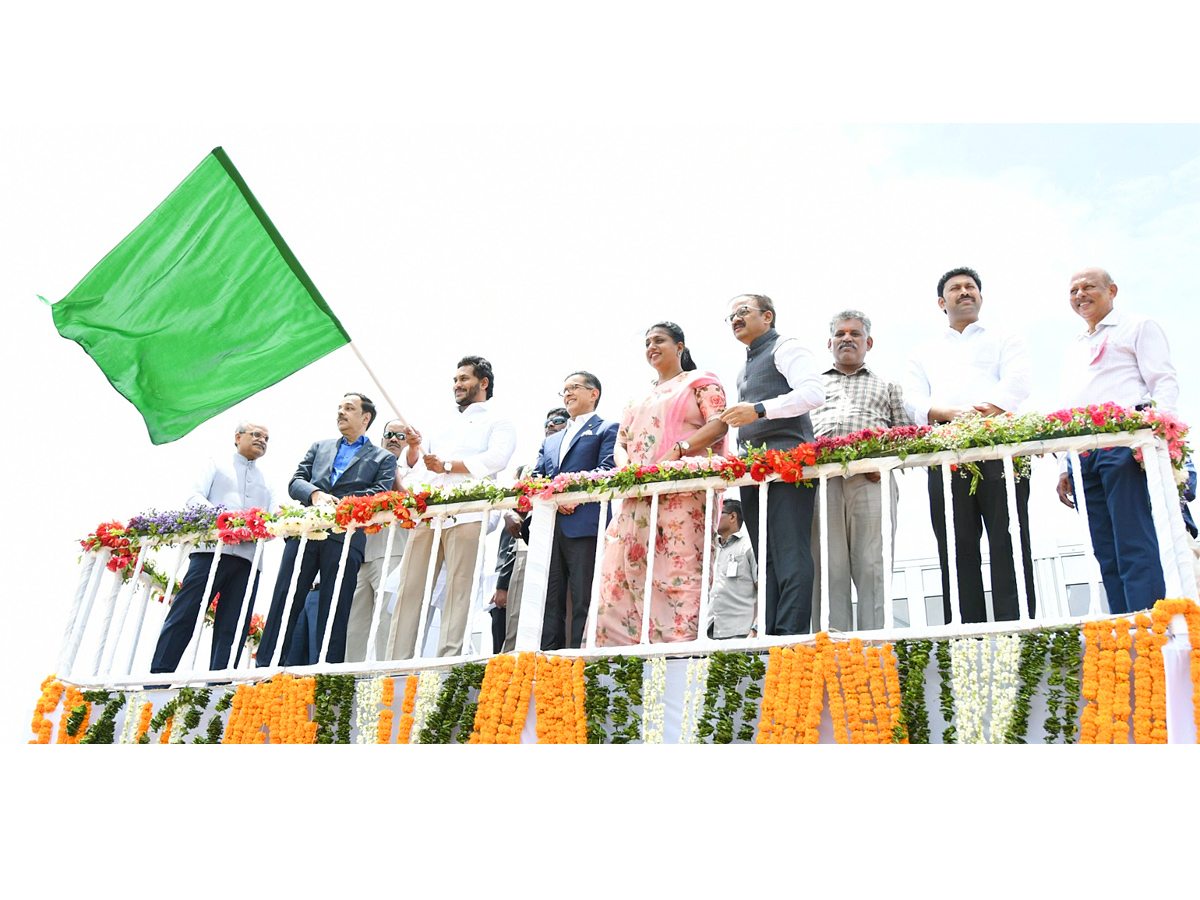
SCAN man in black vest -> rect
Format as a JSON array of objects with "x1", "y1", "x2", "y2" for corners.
[{"x1": 720, "y1": 295, "x2": 825, "y2": 636}]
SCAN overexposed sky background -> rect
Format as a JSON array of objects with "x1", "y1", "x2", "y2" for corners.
[{"x1": 4, "y1": 2, "x2": 1199, "y2": 886}]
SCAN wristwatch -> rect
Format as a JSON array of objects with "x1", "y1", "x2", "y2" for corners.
[
  {"x1": 754, "y1": 402, "x2": 766, "y2": 418},
  {"x1": 677, "y1": 440, "x2": 691, "y2": 453},
  {"x1": 443, "y1": 459, "x2": 453, "y2": 473}
]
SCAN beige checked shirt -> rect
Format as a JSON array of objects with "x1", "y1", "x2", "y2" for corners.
[{"x1": 811, "y1": 365, "x2": 913, "y2": 438}]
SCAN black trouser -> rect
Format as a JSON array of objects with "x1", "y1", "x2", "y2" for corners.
[
  {"x1": 928, "y1": 460, "x2": 1036, "y2": 624},
  {"x1": 741, "y1": 480, "x2": 815, "y2": 636},
  {"x1": 541, "y1": 526, "x2": 598, "y2": 650},
  {"x1": 150, "y1": 553, "x2": 259, "y2": 673}
]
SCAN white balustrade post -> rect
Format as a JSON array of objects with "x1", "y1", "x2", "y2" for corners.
[
  {"x1": 1001, "y1": 454, "x2": 1031, "y2": 623},
  {"x1": 413, "y1": 518, "x2": 445, "y2": 660},
  {"x1": 1153, "y1": 439, "x2": 1199, "y2": 602},
  {"x1": 60, "y1": 548, "x2": 110, "y2": 676},
  {"x1": 639, "y1": 492, "x2": 661, "y2": 645},
  {"x1": 460, "y1": 517, "x2": 490, "y2": 656},
  {"x1": 185, "y1": 542, "x2": 225, "y2": 673},
  {"x1": 818, "y1": 472, "x2": 831, "y2": 634},
  {"x1": 582, "y1": 499, "x2": 608, "y2": 650},
  {"x1": 695, "y1": 488, "x2": 715, "y2": 644},
  {"x1": 87, "y1": 576, "x2": 124, "y2": 680},
  {"x1": 1141, "y1": 435, "x2": 1189, "y2": 601},
  {"x1": 756, "y1": 482, "x2": 768, "y2": 637},
  {"x1": 58, "y1": 553, "x2": 99, "y2": 675},
  {"x1": 229, "y1": 538, "x2": 266, "y2": 670},
  {"x1": 880, "y1": 463, "x2": 895, "y2": 633},
  {"x1": 516, "y1": 499, "x2": 557, "y2": 652},
  {"x1": 318, "y1": 525, "x2": 357, "y2": 663},
  {"x1": 1068, "y1": 449, "x2": 1104, "y2": 615},
  {"x1": 267, "y1": 535, "x2": 310, "y2": 668},
  {"x1": 942, "y1": 463, "x2": 961, "y2": 626},
  {"x1": 100, "y1": 545, "x2": 148, "y2": 678},
  {"x1": 366, "y1": 523, "x2": 398, "y2": 663}
]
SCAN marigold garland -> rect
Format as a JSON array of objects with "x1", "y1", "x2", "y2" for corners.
[
  {"x1": 29, "y1": 676, "x2": 65, "y2": 744},
  {"x1": 222, "y1": 674, "x2": 317, "y2": 744},
  {"x1": 397, "y1": 675, "x2": 419, "y2": 744},
  {"x1": 57, "y1": 687, "x2": 91, "y2": 744},
  {"x1": 533, "y1": 655, "x2": 584, "y2": 744},
  {"x1": 377, "y1": 677, "x2": 396, "y2": 744},
  {"x1": 1151, "y1": 597, "x2": 1200, "y2": 739}
]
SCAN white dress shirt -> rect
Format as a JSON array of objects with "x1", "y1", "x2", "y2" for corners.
[
  {"x1": 1059, "y1": 308, "x2": 1178, "y2": 414},
  {"x1": 558, "y1": 413, "x2": 591, "y2": 465},
  {"x1": 904, "y1": 321, "x2": 1032, "y2": 426},
  {"x1": 401, "y1": 400, "x2": 518, "y2": 527},
  {"x1": 186, "y1": 451, "x2": 278, "y2": 566},
  {"x1": 760, "y1": 336, "x2": 826, "y2": 419}
]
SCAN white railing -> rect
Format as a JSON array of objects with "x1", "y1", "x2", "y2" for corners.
[{"x1": 56, "y1": 429, "x2": 1195, "y2": 690}]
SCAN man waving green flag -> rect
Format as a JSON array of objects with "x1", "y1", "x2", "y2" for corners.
[{"x1": 51, "y1": 147, "x2": 350, "y2": 444}]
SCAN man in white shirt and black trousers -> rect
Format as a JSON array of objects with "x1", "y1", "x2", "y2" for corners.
[
  {"x1": 720, "y1": 294, "x2": 825, "y2": 637},
  {"x1": 905, "y1": 267, "x2": 1035, "y2": 625},
  {"x1": 1055, "y1": 267, "x2": 1180, "y2": 614}
]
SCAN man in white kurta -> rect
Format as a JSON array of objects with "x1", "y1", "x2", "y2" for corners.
[{"x1": 386, "y1": 356, "x2": 517, "y2": 659}]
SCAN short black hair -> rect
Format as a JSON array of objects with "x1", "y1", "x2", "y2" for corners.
[
  {"x1": 546, "y1": 406, "x2": 569, "y2": 419},
  {"x1": 567, "y1": 370, "x2": 603, "y2": 403},
  {"x1": 457, "y1": 355, "x2": 495, "y2": 399},
  {"x1": 730, "y1": 293, "x2": 776, "y2": 329},
  {"x1": 344, "y1": 392, "x2": 377, "y2": 430},
  {"x1": 722, "y1": 498, "x2": 743, "y2": 526},
  {"x1": 937, "y1": 267, "x2": 982, "y2": 299}
]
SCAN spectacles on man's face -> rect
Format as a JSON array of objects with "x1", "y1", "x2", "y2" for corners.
[
  {"x1": 383, "y1": 430, "x2": 407, "y2": 440},
  {"x1": 545, "y1": 416, "x2": 569, "y2": 427},
  {"x1": 240, "y1": 430, "x2": 269, "y2": 442},
  {"x1": 558, "y1": 383, "x2": 593, "y2": 398},
  {"x1": 725, "y1": 306, "x2": 762, "y2": 324}
]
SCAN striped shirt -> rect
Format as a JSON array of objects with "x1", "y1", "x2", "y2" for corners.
[{"x1": 812, "y1": 365, "x2": 913, "y2": 438}]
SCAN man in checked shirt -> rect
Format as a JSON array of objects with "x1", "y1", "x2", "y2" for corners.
[{"x1": 810, "y1": 310, "x2": 912, "y2": 632}]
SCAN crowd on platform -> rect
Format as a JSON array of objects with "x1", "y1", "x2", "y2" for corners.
[{"x1": 148, "y1": 265, "x2": 1182, "y2": 674}]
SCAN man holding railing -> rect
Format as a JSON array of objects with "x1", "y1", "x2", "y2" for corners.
[
  {"x1": 720, "y1": 294, "x2": 825, "y2": 636},
  {"x1": 811, "y1": 310, "x2": 912, "y2": 632},
  {"x1": 1055, "y1": 267, "x2": 1179, "y2": 614},
  {"x1": 256, "y1": 393, "x2": 396, "y2": 666},
  {"x1": 905, "y1": 267, "x2": 1035, "y2": 624},
  {"x1": 386, "y1": 356, "x2": 517, "y2": 659},
  {"x1": 150, "y1": 421, "x2": 277, "y2": 674}
]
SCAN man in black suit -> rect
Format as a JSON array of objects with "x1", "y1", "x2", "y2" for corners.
[
  {"x1": 256, "y1": 392, "x2": 396, "y2": 666},
  {"x1": 531, "y1": 371, "x2": 618, "y2": 649}
]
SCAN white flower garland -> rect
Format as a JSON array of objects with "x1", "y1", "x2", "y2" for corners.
[
  {"x1": 354, "y1": 676, "x2": 385, "y2": 744},
  {"x1": 410, "y1": 670, "x2": 445, "y2": 744},
  {"x1": 949, "y1": 638, "x2": 989, "y2": 743},
  {"x1": 987, "y1": 634, "x2": 1022, "y2": 743},
  {"x1": 265, "y1": 507, "x2": 335, "y2": 540},
  {"x1": 678, "y1": 656, "x2": 711, "y2": 744},
  {"x1": 119, "y1": 690, "x2": 147, "y2": 744},
  {"x1": 641, "y1": 657, "x2": 667, "y2": 744}
]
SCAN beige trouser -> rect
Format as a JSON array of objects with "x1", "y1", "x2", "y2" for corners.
[
  {"x1": 386, "y1": 521, "x2": 483, "y2": 659},
  {"x1": 811, "y1": 472, "x2": 899, "y2": 632},
  {"x1": 500, "y1": 545, "x2": 527, "y2": 653}
]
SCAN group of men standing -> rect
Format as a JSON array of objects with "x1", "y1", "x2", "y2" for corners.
[{"x1": 149, "y1": 264, "x2": 1180, "y2": 675}]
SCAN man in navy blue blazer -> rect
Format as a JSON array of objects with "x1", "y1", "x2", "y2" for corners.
[
  {"x1": 531, "y1": 371, "x2": 618, "y2": 649},
  {"x1": 256, "y1": 393, "x2": 396, "y2": 667}
]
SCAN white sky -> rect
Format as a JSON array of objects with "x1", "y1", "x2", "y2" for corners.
[{"x1": 4, "y1": 3, "x2": 1199, "y2": 886}]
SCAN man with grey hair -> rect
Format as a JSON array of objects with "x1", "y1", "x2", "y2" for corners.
[
  {"x1": 150, "y1": 419, "x2": 277, "y2": 673},
  {"x1": 1055, "y1": 267, "x2": 1179, "y2": 613},
  {"x1": 811, "y1": 311, "x2": 912, "y2": 632}
]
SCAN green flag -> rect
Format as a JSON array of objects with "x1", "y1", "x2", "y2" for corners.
[{"x1": 52, "y1": 147, "x2": 351, "y2": 444}]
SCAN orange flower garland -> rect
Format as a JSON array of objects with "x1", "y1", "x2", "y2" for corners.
[
  {"x1": 29, "y1": 676, "x2": 65, "y2": 744},
  {"x1": 1080, "y1": 621, "x2": 1101, "y2": 744},
  {"x1": 397, "y1": 675, "x2": 418, "y2": 744},
  {"x1": 135, "y1": 702, "x2": 154, "y2": 743},
  {"x1": 56, "y1": 687, "x2": 91, "y2": 745},
  {"x1": 222, "y1": 674, "x2": 317, "y2": 744},
  {"x1": 1112, "y1": 618, "x2": 1132, "y2": 743},
  {"x1": 533, "y1": 655, "x2": 583, "y2": 743},
  {"x1": 469, "y1": 653, "x2": 538, "y2": 744},
  {"x1": 880, "y1": 643, "x2": 907, "y2": 743},
  {"x1": 159, "y1": 716, "x2": 174, "y2": 744},
  {"x1": 377, "y1": 677, "x2": 395, "y2": 744}
]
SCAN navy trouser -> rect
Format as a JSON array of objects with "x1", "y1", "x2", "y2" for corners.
[
  {"x1": 150, "y1": 553, "x2": 259, "y2": 673},
  {"x1": 741, "y1": 480, "x2": 815, "y2": 636},
  {"x1": 1079, "y1": 447, "x2": 1165, "y2": 614}
]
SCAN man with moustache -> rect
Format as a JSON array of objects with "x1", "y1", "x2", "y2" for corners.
[
  {"x1": 720, "y1": 294, "x2": 825, "y2": 636},
  {"x1": 150, "y1": 420, "x2": 277, "y2": 674},
  {"x1": 387, "y1": 356, "x2": 517, "y2": 659},
  {"x1": 1055, "y1": 267, "x2": 1179, "y2": 614},
  {"x1": 256, "y1": 393, "x2": 396, "y2": 666},
  {"x1": 811, "y1": 310, "x2": 912, "y2": 632},
  {"x1": 530, "y1": 373, "x2": 618, "y2": 649},
  {"x1": 343, "y1": 418, "x2": 412, "y2": 663},
  {"x1": 905, "y1": 267, "x2": 1035, "y2": 624}
]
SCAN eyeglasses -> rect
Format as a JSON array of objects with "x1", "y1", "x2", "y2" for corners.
[
  {"x1": 383, "y1": 430, "x2": 407, "y2": 440},
  {"x1": 239, "y1": 430, "x2": 269, "y2": 442},
  {"x1": 557, "y1": 383, "x2": 593, "y2": 397},
  {"x1": 725, "y1": 305, "x2": 762, "y2": 323},
  {"x1": 545, "y1": 416, "x2": 569, "y2": 427}
]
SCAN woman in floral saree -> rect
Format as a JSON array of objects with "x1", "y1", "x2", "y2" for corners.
[{"x1": 594, "y1": 322, "x2": 729, "y2": 646}]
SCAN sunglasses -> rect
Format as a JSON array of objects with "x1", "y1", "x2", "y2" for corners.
[
  {"x1": 545, "y1": 416, "x2": 569, "y2": 427},
  {"x1": 383, "y1": 430, "x2": 407, "y2": 440}
]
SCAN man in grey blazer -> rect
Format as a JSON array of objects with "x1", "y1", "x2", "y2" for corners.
[
  {"x1": 530, "y1": 371, "x2": 618, "y2": 649},
  {"x1": 256, "y1": 392, "x2": 396, "y2": 666}
]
